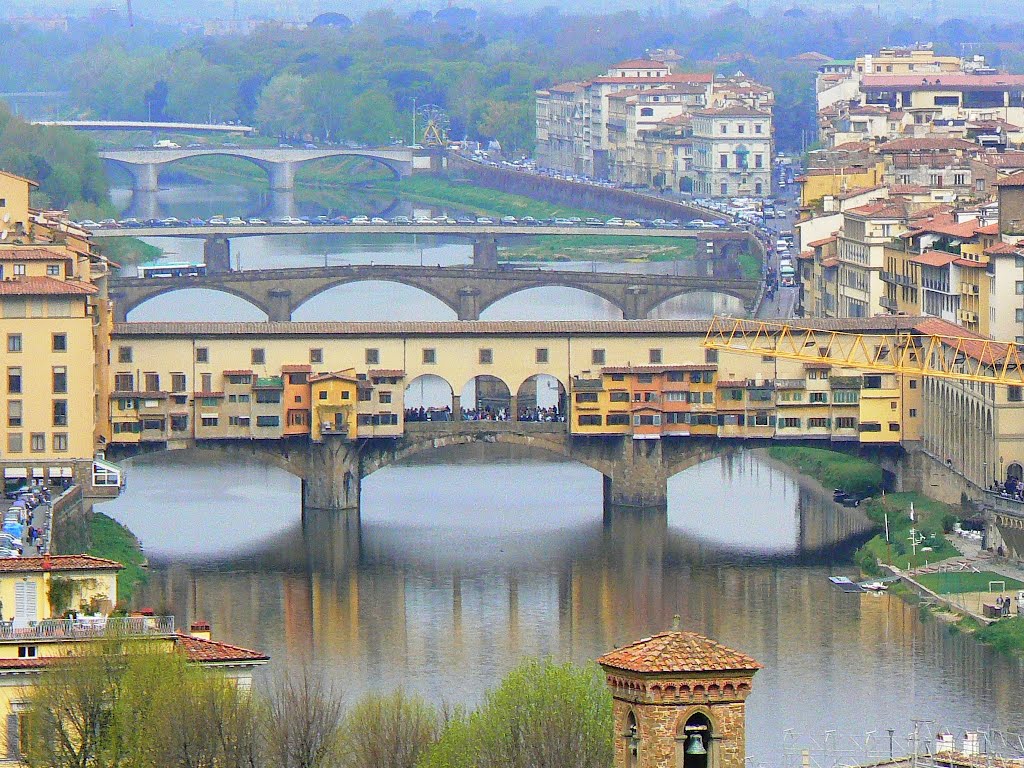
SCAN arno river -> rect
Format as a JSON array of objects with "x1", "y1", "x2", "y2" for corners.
[{"x1": 99, "y1": 183, "x2": 1024, "y2": 764}]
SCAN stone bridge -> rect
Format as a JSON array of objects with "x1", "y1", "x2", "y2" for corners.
[
  {"x1": 108, "y1": 263, "x2": 762, "y2": 321},
  {"x1": 99, "y1": 146, "x2": 431, "y2": 192}
]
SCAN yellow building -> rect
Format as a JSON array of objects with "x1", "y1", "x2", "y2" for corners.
[
  {"x1": 0, "y1": 171, "x2": 34, "y2": 237},
  {"x1": 0, "y1": 614, "x2": 267, "y2": 761},
  {"x1": 309, "y1": 370, "x2": 360, "y2": 441},
  {"x1": 798, "y1": 163, "x2": 886, "y2": 209},
  {"x1": 0, "y1": 555, "x2": 120, "y2": 625}
]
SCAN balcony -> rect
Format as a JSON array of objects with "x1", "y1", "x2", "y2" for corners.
[
  {"x1": 879, "y1": 296, "x2": 898, "y2": 311},
  {"x1": 880, "y1": 270, "x2": 914, "y2": 287},
  {"x1": 0, "y1": 615, "x2": 176, "y2": 642},
  {"x1": 831, "y1": 375, "x2": 863, "y2": 389},
  {"x1": 961, "y1": 282, "x2": 980, "y2": 296},
  {"x1": 774, "y1": 379, "x2": 806, "y2": 389}
]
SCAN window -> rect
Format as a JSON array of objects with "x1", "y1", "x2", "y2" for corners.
[
  {"x1": 319, "y1": 391, "x2": 328, "y2": 400},
  {"x1": 720, "y1": 183, "x2": 728, "y2": 195},
  {"x1": 47, "y1": 264, "x2": 60, "y2": 276},
  {"x1": 720, "y1": 154, "x2": 729, "y2": 168},
  {"x1": 379, "y1": 391, "x2": 392, "y2": 404},
  {"x1": 201, "y1": 397, "x2": 219, "y2": 407},
  {"x1": 171, "y1": 373, "x2": 187, "y2": 393},
  {"x1": 909, "y1": 380, "x2": 917, "y2": 389},
  {"x1": 53, "y1": 400, "x2": 68, "y2": 426},
  {"x1": 201, "y1": 373, "x2": 212, "y2": 392},
  {"x1": 52, "y1": 433, "x2": 68, "y2": 452},
  {"x1": 575, "y1": 392, "x2": 599, "y2": 403},
  {"x1": 1010, "y1": 386, "x2": 1023, "y2": 402},
  {"x1": 780, "y1": 417, "x2": 801, "y2": 428},
  {"x1": 705, "y1": 349, "x2": 718, "y2": 363},
  {"x1": 30, "y1": 433, "x2": 45, "y2": 452},
  {"x1": 738, "y1": 124, "x2": 745, "y2": 134},
  {"x1": 836, "y1": 417, "x2": 857, "y2": 429},
  {"x1": 7, "y1": 367, "x2": 21, "y2": 394},
  {"x1": 610, "y1": 391, "x2": 630, "y2": 403},
  {"x1": 251, "y1": 348, "x2": 265, "y2": 365},
  {"x1": 256, "y1": 416, "x2": 280, "y2": 427},
  {"x1": 201, "y1": 416, "x2": 219, "y2": 427},
  {"x1": 808, "y1": 417, "x2": 829, "y2": 429},
  {"x1": 720, "y1": 124, "x2": 727, "y2": 134},
  {"x1": 591, "y1": 349, "x2": 605, "y2": 365},
  {"x1": 833, "y1": 390, "x2": 859, "y2": 404},
  {"x1": 809, "y1": 392, "x2": 827, "y2": 403},
  {"x1": 640, "y1": 107, "x2": 654, "y2": 117},
  {"x1": 577, "y1": 414, "x2": 602, "y2": 426},
  {"x1": 7, "y1": 401, "x2": 21, "y2": 428},
  {"x1": 118, "y1": 346, "x2": 132, "y2": 363},
  {"x1": 536, "y1": 348, "x2": 549, "y2": 364},
  {"x1": 7, "y1": 334, "x2": 20, "y2": 353},
  {"x1": 144, "y1": 372, "x2": 159, "y2": 391},
  {"x1": 754, "y1": 154, "x2": 763, "y2": 168},
  {"x1": 863, "y1": 375, "x2": 882, "y2": 389},
  {"x1": 196, "y1": 347, "x2": 209, "y2": 363},
  {"x1": 649, "y1": 349, "x2": 662, "y2": 364},
  {"x1": 365, "y1": 348, "x2": 379, "y2": 365},
  {"x1": 638, "y1": 374, "x2": 654, "y2": 384},
  {"x1": 255, "y1": 390, "x2": 281, "y2": 403},
  {"x1": 606, "y1": 413, "x2": 630, "y2": 426},
  {"x1": 633, "y1": 414, "x2": 662, "y2": 426},
  {"x1": 7, "y1": 433, "x2": 21, "y2": 453},
  {"x1": 755, "y1": 124, "x2": 763, "y2": 134},
  {"x1": 17, "y1": 646, "x2": 37, "y2": 659},
  {"x1": 479, "y1": 348, "x2": 493, "y2": 364},
  {"x1": 12, "y1": 264, "x2": 24, "y2": 276},
  {"x1": 52, "y1": 367, "x2": 67, "y2": 394},
  {"x1": 889, "y1": 422, "x2": 900, "y2": 432},
  {"x1": 909, "y1": 408, "x2": 918, "y2": 417},
  {"x1": 423, "y1": 348, "x2": 436, "y2": 364},
  {"x1": 171, "y1": 415, "x2": 188, "y2": 432},
  {"x1": 341, "y1": 391, "x2": 350, "y2": 400},
  {"x1": 859, "y1": 422, "x2": 882, "y2": 432}
]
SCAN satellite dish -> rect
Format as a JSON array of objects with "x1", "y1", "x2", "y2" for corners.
[
  {"x1": 0, "y1": 231, "x2": 8, "y2": 241},
  {"x1": 2, "y1": 214, "x2": 9, "y2": 224},
  {"x1": 35, "y1": 214, "x2": 45, "y2": 224}
]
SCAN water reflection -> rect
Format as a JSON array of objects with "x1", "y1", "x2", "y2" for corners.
[{"x1": 95, "y1": 447, "x2": 1024, "y2": 761}]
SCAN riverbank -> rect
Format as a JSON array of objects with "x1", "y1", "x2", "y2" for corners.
[
  {"x1": 769, "y1": 445, "x2": 1024, "y2": 657},
  {"x1": 88, "y1": 512, "x2": 147, "y2": 606}
]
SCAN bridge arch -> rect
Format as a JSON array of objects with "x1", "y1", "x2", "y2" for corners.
[
  {"x1": 403, "y1": 374, "x2": 456, "y2": 415},
  {"x1": 514, "y1": 373, "x2": 567, "y2": 415},
  {"x1": 119, "y1": 286, "x2": 272, "y2": 322},
  {"x1": 291, "y1": 276, "x2": 462, "y2": 319},
  {"x1": 459, "y1": 374, "x2": 513, "y2": 417},
  {"x1": 478, "y1": 281, "x2": 627, "y2": 319}
]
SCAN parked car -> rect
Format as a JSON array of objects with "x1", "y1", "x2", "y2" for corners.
[
  {"x1": 350, "y1": 215, "x2": 370, "y2": 224},
  {"x1": 475, "y1": 217, "x2": 494, "y2": 225}
]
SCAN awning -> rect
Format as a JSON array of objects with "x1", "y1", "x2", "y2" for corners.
[
  {"x1": 57, "y1": 467, "x2": 73, "y2": 478},
  {"x1": 31, "y1": 467, "x2": 44, "y2": 478},
  {"x1": 3, "y1": 468, "x2": 27, "y2": 479}
]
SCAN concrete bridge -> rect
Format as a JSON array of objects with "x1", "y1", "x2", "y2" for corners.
[
  {"x1": 34, "y1": 120, "x2": 255, "y2": 135},
  {"x1": 108, "y1": 263, "x2": 762, "y2": 321},
  {"x1": 99, "y1": 146, "x2": 430, "y2": 192}
]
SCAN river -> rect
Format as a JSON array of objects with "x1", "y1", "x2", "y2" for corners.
[{"x1": 101, "y1": 182, "x2": 1024, "y2": 763}]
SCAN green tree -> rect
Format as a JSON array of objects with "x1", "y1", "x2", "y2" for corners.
[
  {"x1": 255, "y1": 74, "x2": 309, "y2": 137},
  {"x1": 478, "y1": 100, "x2": 534, "y2": 154},
  {"x1": 421, "y1": 658, "x2": 613, "y2": 768},
  {"x1": 342, "y1": 690, "x2": 438, "y2": 768},
  {"x1": 164, "y1": 50, "x2": 241, "y2": 124},
  {"x1": 343, "y1": 91, "x2": 400, "y2": 145},
  {"x1": 303, "y1": 72, "x2": 352, "y2": 141}
]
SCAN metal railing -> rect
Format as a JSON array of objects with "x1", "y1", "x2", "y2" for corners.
[{"x1": 0, "y1": 615, "x2": 175, "y2": 642}]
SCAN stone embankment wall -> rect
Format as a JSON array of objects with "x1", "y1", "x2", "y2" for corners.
[{"x1": 50, "y1": 485, "x2": 91, "y2": 554}]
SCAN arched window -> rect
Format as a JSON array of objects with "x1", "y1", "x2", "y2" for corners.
[
  {"x1": 677, "y1": 712, "x2": 713, "y2": 768},
  {"x1": 640, "y1": 107, "x2": 655, "y2": 117},
  {"x1": 626, "y1": 710, "x2": 639, "y2": 768},
  {"x1": 1008, "y1": 462, "x2": 1023, "y2": 482}
]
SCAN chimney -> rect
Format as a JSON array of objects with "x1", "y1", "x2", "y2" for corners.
[
  {"x1": 190, "y1": 621, "x2": 212, "y2": 641},
  {"x1": 41, "y1": 553, "x2": 51, "y2": 571}
]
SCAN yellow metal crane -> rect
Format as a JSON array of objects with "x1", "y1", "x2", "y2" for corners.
[{"x1": 702, "y1": 316, "x2": 1024, "y2": 387}]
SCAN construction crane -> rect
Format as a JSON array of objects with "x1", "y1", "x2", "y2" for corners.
[{"x1": 702, "y1": 316, "x2": 1024, "y2": 387}]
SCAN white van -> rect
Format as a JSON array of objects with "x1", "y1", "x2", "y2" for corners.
[{"x1": 153, "y1": 140, "x2": 180, "y2": 149}]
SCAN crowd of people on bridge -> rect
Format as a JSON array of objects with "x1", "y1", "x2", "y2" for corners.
[{"x1": 403, "y1": 405, "x2": 565, "y2": 423}]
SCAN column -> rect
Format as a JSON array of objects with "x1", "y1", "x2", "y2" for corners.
[
  {"x1": 267, "y1": 289, "x2": 293, "y2": 322},
  {"x1": 472, "y1": 238, "x2": 499, "y2": 269},
  {"x1": 302, "y1": 438, "x2": 361, "y2": 513},
  {"x1": 203, "y1": 236, "x2": 231, "y2": 273}
]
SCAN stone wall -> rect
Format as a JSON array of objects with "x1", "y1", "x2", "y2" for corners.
[
  {"x1": 50, "y1": 485, "x2": 91, "y2": 555},
  {"x1": 612, "y1": 697, "x2": 747, "y2": 768}
]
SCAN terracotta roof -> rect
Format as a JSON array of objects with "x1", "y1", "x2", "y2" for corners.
[
  {"x1": 597, "y1": 631, "x2": 762, "y2": 674},
  {"x1": 975, "y1": 152, "x2": 1024, "y2": 168},
  {"x1": 904, "y1": 214, "x2": 983, "y2": 239},
  {"x1": 831, "y1": 142, "x2": 872, "y2": 152},
  {"x1": 909, "y1": 250, "x2": 957, "y2": 267},
  {"x1": 887, "y1": 184, "x2": 931, "y2": 195},
  {"x1": 548, "y1": 81, "x2": 585, "y2": 94},
  {"x1": 115, "y1": 317, "x2": 947, "y2": 337},
  {"x1": 0, "y1": 247, "x2": 70, "y2": 261},
  {"x1": 986, "y1": 241, "x2": 1022, "y2": 255},
  {"x1": 821, "y1": 257, "x2": 840, "y2": 268},
  {"x1": 0, "y1": 555, "x2": 122, "y2": 573},
  {"x1": 994, "y1": 172, "x2": 1024, "y2": 187},
  {"x1": 174, "y1": 633, "x2": 269, "y2": 664},
  {"x1": 694, "y1": 106, "x2": 768, "y2": 117},
  {"x1": 613, "y1": 59, "x2": 668, "y2": 69},
  {"x1": 954, "y1": 258, "x2": 985, "y2": 268},
  {"x1": 879, "y1": 137, "x2": 980, "y2": 152},
  {"x1": 281, "y1": 364, "x2": 312, "y2": 372},
  {"x1": 845, "y1": 201, "x2": 906, "y2": 219},
  {"x1": 111, "y1": 391, "x2": 167, "y2": 399},
  {"x1": 0, "y1": 170, "x2": 38, "y2": 187},
  {"x1": 914, "y1": 317, "x2": 1008, "y2": 365},
  {"x1": 807, "y1": 235, "x2": 837, "y2": 248},
  {"x1": 797, "y1": 250, "x2": 814, "y2": 260},
  {"x1": 309, "y1": 371, "x2": 359, "y2": 383},
  {"x1": 222, "y1": 369, "x2": 253, "y2": 376},
  {"x1": 0, "y1": 276, "x2": 96, "y2": 296},
  {"x1": 194, "y1": 391, "x2": 224, "y2": 398},
  {"x1": 975, "y1": 222, "x2": 1000, "y2": 235},
  {"x1": 368, "y1": 369, "x2": 405, "y2": 377}
]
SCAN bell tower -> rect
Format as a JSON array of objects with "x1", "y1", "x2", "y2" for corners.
[{"x1": 597, "y1": 621, "x2": 761, "y2": 768}]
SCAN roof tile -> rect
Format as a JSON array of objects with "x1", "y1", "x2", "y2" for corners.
[{"x1": 597, "y1": 631, "x2": 762, "y2": 674}]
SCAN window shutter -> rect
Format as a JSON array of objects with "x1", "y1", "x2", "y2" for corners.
[{"x1": 7, "y1": 713, "x2": 20, "y2": 760}]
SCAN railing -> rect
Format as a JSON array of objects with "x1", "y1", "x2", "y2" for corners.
[
  {"x1": 0, "y1": 615, "x2": 175, "y2": 642},
  {"x1": 880, "y1": 270, "x2": 914, "y2": 287},
  {"x1": 774, "y1": 379, "x2": 806, "y2": 389},
  {"x1": 879, "y1": 296, "x2": 898, "y2": 311},
  {"x1": 406, "y1": 421, "x2": 567, "y2": 435}
]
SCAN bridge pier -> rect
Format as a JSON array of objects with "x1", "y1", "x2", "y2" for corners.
[
  {"x1": 267, "y1": 289, "x2": 293, "y2": 322},
  {"x1": 302, "y1": 437, "x2": 361, "y2": 513},
  {"x1": 622, "y1": 286, "x2": 648, "y2": 320},
  {"x1": 602, "y1": 439, "x2": 669, "y2": 510},
  {"x1": 457, "y1": 288, "x2": 481, "y2": 321},
  {"x1": 204, "y1": 236, "x2": 231, "y2": 273},
  {"x1": 472, "y1": 238, "x2": 499, "y2": 269},
  {"x1": 122, "y1": 162, "x2": 160, "y2": 193},
  {"x1": 110, "y1": 293, "x2": 129, "y2": 323},
  {"x1": 265, "y1": 161, "x2": 297, "y2": 192}
]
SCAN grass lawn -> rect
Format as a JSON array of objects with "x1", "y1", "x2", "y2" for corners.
[
  {"x1": 738, "y1": 250, "x2": 763, "y2": 280},
  {"x1": 916, "y1": 571, "x2": 1024, "y2": 595},
  {"x1": 976, "y1": 616, "x2": 1024, "y2": 655},
  {"x1": 857, "y1": 492, "x2": 961, "y2": 572},
  {"x1": 88, "y1": 512, "x2": 147, "y2": 607},
  {"x1": 93, "y1": 236, "x2": 163, "y2": 268},
  {"x1": 767, "y1": 446, "x2": 884, "y2": 496}
]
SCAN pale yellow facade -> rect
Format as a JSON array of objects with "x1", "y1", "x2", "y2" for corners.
[
  {"x1": 798, "y1": 163, "x2": 886, "y2": 209},
  {"x1": 0, "y1": 172, "x2": 33, "y2": 237},
  {"x1": 0, "y1": 563, "x2": 118, "y2": 624}
]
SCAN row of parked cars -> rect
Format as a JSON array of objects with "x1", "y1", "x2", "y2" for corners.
[{"x1": 76, "y1": 215, "x2": 724, "y2": 230}]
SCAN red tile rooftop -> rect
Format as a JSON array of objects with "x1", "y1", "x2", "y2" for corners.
[
  {"x1": 994, "y1": 172, "x2": 1024, "y2": 187},
  {"x1": 174, "y1": 633, "x2": 269, "y2": 664},
  {"x1": 0, "y1": 555, "x2": 122, "y2": 573},
  {"x1": 909, "y1": 250, "x2": 958, "y2": 267},
  {"x1": 0, "y1": 247, "x2": 70, "y2": 260},
  {"x1": 612, "y1": 58, "x2": 669, "y2": 69},
  {"x1": 807, "y1": 235, "x2": 837, "y2": 248},
  {"x1": 0, "y1": 276, "x2": 97, "y2": 296},
  {"x1": 879, "y1": 137, "x2": 980, "y2": 152},
  {"x1": 863, "y1": 74, "x2": 1024, "y2": 89},
  {"x1": 597, "y1": 630, "x2": 761, "y2": 674}
]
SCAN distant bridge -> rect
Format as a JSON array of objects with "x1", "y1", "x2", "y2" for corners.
[
  {"x1": 108, "y1": 263, "x2": 762, "y2": 322},
  {"x1": 98, "y1": 146, "x2": 431, "y2": 192},
  {"x1": 34, "y1": 120, "x2": 255, "y2": 134}
]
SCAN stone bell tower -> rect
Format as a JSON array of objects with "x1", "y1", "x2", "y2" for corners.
[{"x1": 597, "y1": 623, "x2": 761, "y2": 768}]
